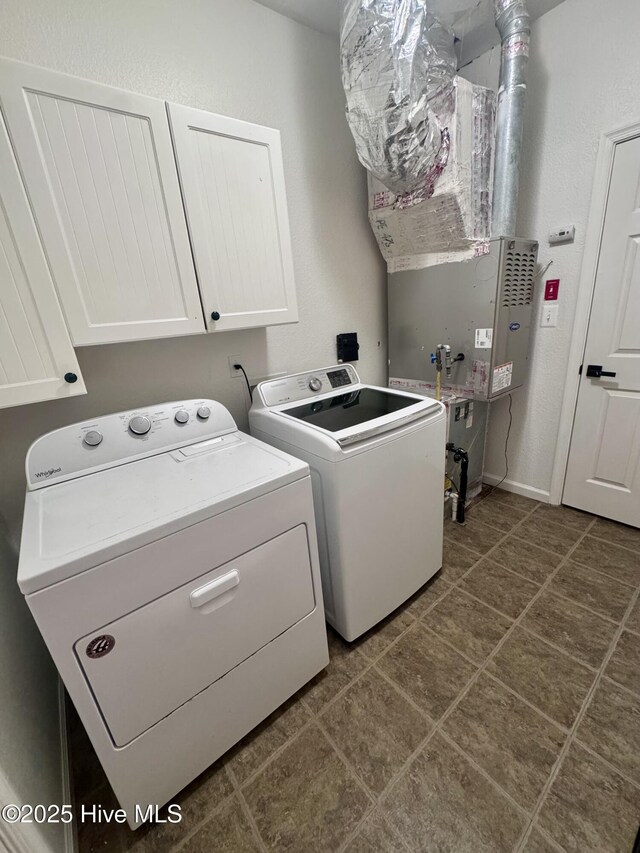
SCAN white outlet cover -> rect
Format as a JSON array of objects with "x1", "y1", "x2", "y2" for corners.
[{"x1": 228, "y1": 355, "x2": 242, "y2": 377}]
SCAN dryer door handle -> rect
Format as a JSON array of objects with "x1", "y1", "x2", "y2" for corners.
[{"x1": 190, "y1": 571, "x2": 239, "y2": 608}]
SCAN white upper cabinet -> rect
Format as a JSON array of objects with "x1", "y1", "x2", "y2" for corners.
[
  {"x1": 0, "y1": 109, "x2": 85, "y2": 408},
  {"x1": 168, "y1": 103, "x2": 298, "y2": 332},
  {"x1": 0, "y1": 59, "x2": 204, "y2": 345}
]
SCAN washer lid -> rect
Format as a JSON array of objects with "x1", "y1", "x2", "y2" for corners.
[
  {"x1": 280, "y1": 387, "x2": 425, "y2": 434},
  {"x1": 18, "y1": 433, "x2": 308, "y2": 594}
]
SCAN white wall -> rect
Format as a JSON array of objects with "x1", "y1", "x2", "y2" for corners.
[
  {"x1": 0, "y1": 0, "x2": 386, "y2": 543},
  {"x1": 460, "y1": 0, "x2": 640, "y2": 499}
]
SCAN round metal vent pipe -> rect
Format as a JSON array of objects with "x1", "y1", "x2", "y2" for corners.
[{"x1": 491, "y1": 0, "x2": 531, "y2": 238}]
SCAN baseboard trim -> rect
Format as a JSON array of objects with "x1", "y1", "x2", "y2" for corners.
[{"x1": 483, "y1": 473, "x2": 552, "y2": 504}]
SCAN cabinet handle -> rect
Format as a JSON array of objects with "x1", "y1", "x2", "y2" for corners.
[
  {"x1": 210, "y1": 311, "x2": 221, "y2": 321},
  {"x1": 64, "y1": 373, "x2": 78, "y2": 383}
]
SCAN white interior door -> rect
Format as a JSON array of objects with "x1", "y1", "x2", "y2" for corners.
[
  {"x1": 0, "y1": 108, "x2": 85, "y2": 409},
  {"x1": 564, "y1": 135, "x2": 640, "y2": 527},
  {"x1": 168, "y1": 102, "x2": 298, "y2": 332},
  {"x1": 0, "y1": 58, "x2": 204, "y2": 345}
]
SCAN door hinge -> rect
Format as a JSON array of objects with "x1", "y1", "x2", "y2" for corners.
[{"x1": 578, "y1": 364, "x2": 583, "y2": 375}]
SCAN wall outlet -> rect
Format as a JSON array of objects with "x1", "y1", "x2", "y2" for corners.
[{"x1": 228, "y1": 355, "x2": 242, "y2": 378}]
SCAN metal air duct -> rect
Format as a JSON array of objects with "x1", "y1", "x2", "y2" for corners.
[
  {"x1": 491, "y1": 0, "x2": 531, "y2": 237},
  {"x1": 340, "y1": 0, "x2": 457, "y2": 202}
]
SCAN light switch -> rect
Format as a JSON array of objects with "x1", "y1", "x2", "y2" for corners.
[{"x1": 541, "y1": 304, "x2": 559, "y2": 327}]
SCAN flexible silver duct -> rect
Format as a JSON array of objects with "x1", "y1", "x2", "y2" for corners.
[
  {"x1": 491, "y1": 0, "x2": 531, "y2": 237},
  {"x1": 340, "y1": 0, "x2": 457, "y2": 200}
]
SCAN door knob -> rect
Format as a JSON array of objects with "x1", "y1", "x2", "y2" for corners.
[
  {"x1": 210, "y1": 311, "x2": 220, "y2": 321},
  {"x1": 585, "y1": 364, "x2": 617, "y2": 378},
  {"x1": 64, "y1": 372, "x2": 78, "y2": 383}
]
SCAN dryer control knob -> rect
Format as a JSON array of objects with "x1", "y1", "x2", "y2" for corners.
[
  {"x1": 197, "y1": 406, "x2": 211, "y2": 420},
  {"x1": 129, "y1": 415, "x2": 151, "y2": 436},
  {"x1": 308, "y1": 376, "x2": 322, "y2": 392},
  {"x1": 175, "y1": 410, "x2": 189, "y2": 424},
  {"x1": 83, "y1": 430, "x2": 103, "y2": 447}
]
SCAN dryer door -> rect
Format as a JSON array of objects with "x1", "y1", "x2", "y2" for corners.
[{"x1": 75, "y1": 524, "x2": 315, "y2": 746}]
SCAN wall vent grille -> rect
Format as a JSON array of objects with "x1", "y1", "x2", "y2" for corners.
[{"x1": 501, "y1": 246, "x2": 536, "y2": 307}]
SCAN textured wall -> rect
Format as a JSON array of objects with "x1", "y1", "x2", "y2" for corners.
[
  {"x1": 0, "y1": 0, "x2": 386, "y2": 543},
  {"x1": 460, "y1": 0, "x2": 640, "y2": 498}
]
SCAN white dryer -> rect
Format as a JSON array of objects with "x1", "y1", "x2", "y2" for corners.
[
  {"x1": 249, "y1": 365, "x2": 446, "y2": 641},
  {"x1": 18, "y1": 399, "x2": 328, "y2": 827}
]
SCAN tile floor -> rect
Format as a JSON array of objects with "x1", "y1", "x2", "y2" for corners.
[{"x1": 71, "y1": 488, "x2": 640, "y2": 853}]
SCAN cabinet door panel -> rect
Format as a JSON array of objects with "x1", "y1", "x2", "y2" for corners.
[
  {"x1": 0, "y1": 109, "x2": 85, "y2": 409},
  {"x1": 168, "y1": 103, "x2": 298, "y2": 331},
  {"x1": 0, "y1": 58, "x2": 204, "y2": 345}
]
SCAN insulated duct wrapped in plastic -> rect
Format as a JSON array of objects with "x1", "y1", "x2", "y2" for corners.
[{"x1": 340, "y1": 0, "x2": 457, "y2": 202}]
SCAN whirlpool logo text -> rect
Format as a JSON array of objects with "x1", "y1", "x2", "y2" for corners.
[{"x1": 35, "y1": 467, "x2": 62, "y2": 479}]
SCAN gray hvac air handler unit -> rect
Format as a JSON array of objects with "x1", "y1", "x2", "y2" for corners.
[{"x1": 388, "y1": 237, "x2": 539, "y2": 402}]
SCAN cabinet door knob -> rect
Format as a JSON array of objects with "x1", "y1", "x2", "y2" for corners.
[
  {"x1": 210, "y1": 311, "x2": 221, "y2": 321},
  {"x1": 64, "y1": 372, "x2": 78, "y2": 384}
]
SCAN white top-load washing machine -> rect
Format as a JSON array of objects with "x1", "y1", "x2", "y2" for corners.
[
  {"x1": 18, "y1": 399, "x2": 328, "y2": 828},
  {"x1": 249, "y1": 365, "x2": 446, "y2": 641}
]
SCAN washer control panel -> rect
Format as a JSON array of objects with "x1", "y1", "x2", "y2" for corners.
[
  {"x1": 26, "y1": 400, "x2": 236, "y2": 490},
  {"x1": 259, "y1": 365, "x2": 359, "y2": 407}
]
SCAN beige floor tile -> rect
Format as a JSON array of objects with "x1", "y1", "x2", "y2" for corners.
[
  {"x1": 549, "y1": 561, "x2": 634, "y2": 622},
  {"x1": 625, "y1": 597, "x2": 640, "y2": 634},
  {"x1": 488, "y1": 628, "x2": 594, "y2": 728},
  {"x1": 532, "y1": 503, "x2": 593, "y2": 532},
  {"x1": 378, "y1": 622, "x2": 477, "y2": 720},
  {"x1": 521, "y1": 827, "x2": 563, "y2": 853},
  {"x1": 490, "y1": 535, "x2": 562, "y2": 585},
  {"x1": 571, "y1": 536, "x2": 640, "y2": 587},
  {"x1": 443, "y1": 518, "x2": 505, "y2": 556},
  {"x1": 244, "y1": 724, "x2": 370, "y2": 852},
  {"x1": 228, "y1": 693, "x2": 310, "y2": 784},
  {"x1": 343, "y1": 811, "x2": 407, "y2": 853},
  {"x1": 590, "y1": 517, "x2": 640, "y2": 553},
  {"x1": 521, "y1": 591, "x2": 617, "y2": 668},
  {"x1": 404, "y1": 574, "x2": 451, "y2": 619},
  {"x1": 322, "y1": 669, "x2": 430, "y2": 796},
  {"x1": 577, "y1": 679, "x2": 640, "y2": 784},
  {"x1": 425, "y1": 587, "x2": 512, "y2": 664},
  {"x1": 460, "y1": 559, "x2": 540, "y2": 618},
  {"x1": 124, "y1": 758, "x2": 234, "y2": 852},
  {"x1": 468, "y1": 499, "x2": 529, "y2": 532},
  {"x1": 481, "y1": 488, "x2": 538, "y2": 513},
  {"x1": 604, "y1": 630, "x2": 640, "y2": 695},
  {"x1": 181, "y1": 797, "x2": 261, "y2": 853},
  {"x1": 538, "y1": 742, "x2": 640, "y2": 853},
  {"x1": 516, "y1": 515, "x2": 583, "y2": 556},
  {"x1": 442, "y1": 674, "x2": 566, "y2": 811},
  {"x1": 383, "y1": 733, "x2": 526, "y2": 852},
  {"x1": 354, "y1": 607, "x2": 416, "y2": 661},
  {"x1": 441, "y1": 541, "x2": 481, "y2": 581},
  {"x1": 303, "y1": 627, "x2": 368, "y2": 713}
]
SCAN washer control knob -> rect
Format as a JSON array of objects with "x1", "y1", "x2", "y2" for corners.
[
  {"x1": 83, "y1": 430, "x2": 103, "y2": 447},
  {"x1": 129, "y1": 415, "x2": 151, "y2": 436},
  {"x1": 175, "y1": 410, "x2": 189, "y2": 425},
  {"x1": 308, "y1": 376, "x2": 322, "y2": 392},
  {"x1": 197, "y1": 406, "x2": 211, "y2": 420}
]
